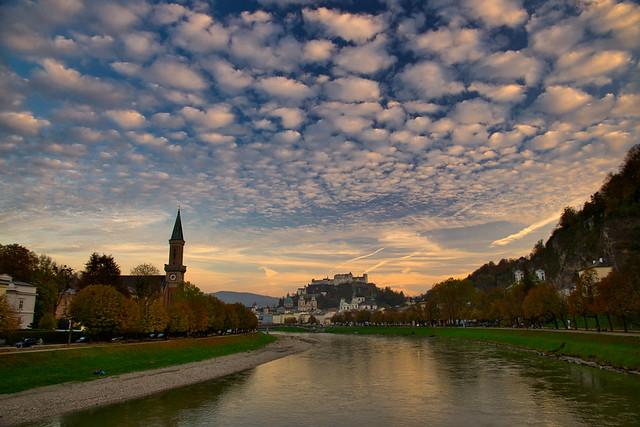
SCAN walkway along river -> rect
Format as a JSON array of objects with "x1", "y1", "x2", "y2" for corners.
[{"x1": 39, "y1": 333, "x2": 640, "y2": 426}]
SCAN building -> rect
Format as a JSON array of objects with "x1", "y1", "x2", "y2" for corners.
[
  {"x1": 578, "y1": 258, "x2": 612, "y2": 282},
  {"x1": 164, "y1": 209, "x2": 187, "y2": 305},
  {"x1": 514, "y1": 270, "x2": 524, "y2": 283},
  {"x1": 1, "y1": 274, "x2": 37, "y2": 329},
  {"x1": 309, "y1": 272, "x2": 369, "y2": 287},
  {"x1": 535, "y1": 269, "x2": 546, "y2": 282},
  {"x1": 338, "y1": 295, "x2": 377, "y2": 312},
  {"x1": 55, "y1": 288, "x2": 76, "y2": 319}
]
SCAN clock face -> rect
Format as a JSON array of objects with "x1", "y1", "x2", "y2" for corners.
[{"x1": 169, "y1": 273, "x2": 177, "y2": 281}]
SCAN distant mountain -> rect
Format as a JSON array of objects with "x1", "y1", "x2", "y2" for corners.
[{"x1": 211, "y1": 291, "x2": 279, "y2": 307}]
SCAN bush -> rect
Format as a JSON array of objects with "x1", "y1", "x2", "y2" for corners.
[
  {"x1": 38, "y1": 313, "x2": 57, "y2": 330},
  {"x1": 2, "y1": 329, "x2": 84, "y2": 345}
]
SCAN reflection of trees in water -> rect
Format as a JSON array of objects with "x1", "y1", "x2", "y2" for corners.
[
  {"x1": 57, "y1": 372, "x2": 252, "y2": 427},
  {"x1": 430, "y1": 337, "x2": 640, "y2": 425}
]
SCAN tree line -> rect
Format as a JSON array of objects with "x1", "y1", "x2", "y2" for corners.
[
  {"x1": 0, "y1": 244, "x2": 257, "y2": 336},
  {"x1": 332, "y1": 263, "x2": 640, "y2": 332}
]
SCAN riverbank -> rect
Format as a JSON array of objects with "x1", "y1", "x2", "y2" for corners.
[
  {"x1": 0, "y1": 335, "x2": 312, "y2": 426},
  {"x1": 273, "y1": 326, "x2": 640, "y2": 373}
]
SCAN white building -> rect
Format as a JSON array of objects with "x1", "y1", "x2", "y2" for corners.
[
  {"x1": 514, "y1": 270, "x2": 525, "y2": 283},
  {"x1": 309, "y1": 272, "x2": 370, "y2": 287},
  {"x1": 535, "y1": 269, "x2": 546, "y2": 282},
  {"x1": 1, "y1": 274, "x2": 37, "y2": 329}
]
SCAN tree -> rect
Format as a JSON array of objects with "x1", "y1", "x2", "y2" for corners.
[
  {"x1": 596, "y1": 266, "x2": 640, "y2": 332},
  {"x1": 523, "y1": 283, "x2": 563, "y2": 328},
  {"x1": 568, "y1": 269, "x2": 599, "y2": 330},
  {"x1": 79, "y1": 253, "x2": 123, "y2": 292},
  {"x1": 70, "y1": 285, "x2": 125, "y2": 336},
  {"x1": 140, "y1": 298, "x2": 168, "y2": 333},
  {"x1": 130, "y1": 264, "x2": 162, "y2": 300},
  {"x1": 0, "y1": 244, "x2": 38, "y2": 282},
  {"x1": 206, "y1": 295, "x2": 226, "y2": 332},
  {"x1": 0, "y1": 295, "x2": 20, "y2": 334},
  {"x1": 119, "y1": 298, "x2": 142, "y2": 335},
  {"x1": 130, "y1": 264, "x2": 160, "y2": 276}
]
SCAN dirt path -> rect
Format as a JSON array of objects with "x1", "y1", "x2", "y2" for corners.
[{"x1": 0, "y1": 335, "x2": 313, "y2": 426}]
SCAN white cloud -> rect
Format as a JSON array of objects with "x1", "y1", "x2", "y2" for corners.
[
  {"x1": 204, "y1": 58, "x2": 253, "y2": 91},
  {"x1": 106, "y1": 109, "x2": 146, "y2": 129},
  {"x1": 412, "y1": 27, "x2": 484, "y2": 64},
  {"x1": 33, "y1": 59, "x2": 126, "y2": 104},
  {"x1": 546, "y1": 49, "x2": 632, "y2": 86},
  {"x1": 325, "y1": 77, "x2": 380, "y2": 102},
  {"x1": 147, "y1": 58, "x2": 207, "y2": 91},
  {"x1": 274, "y1": 130, "x2": 301, "y2": 143},
  {"x1": 302, "y1": 7, "x2": 385, "y2": 43},
  {"x1": 529, "y1": 21, "x2": 584, "y2": 57},
  {"x1": 491, "y1": 212, "x2": 560, "y2": 246},
  {"x1": 181, "y1": 105, "x2": 234, "y2": 129},
  {"x1": 122, "y1": 31, "x2": 160, "y2": 59},
  {"x1": 334, "y1": 36, "x2": 395, "y2": 74},
  {"x1": 256, "y1": 76, "x2": 314, "y2": 100},
  {"x1": 398, "y1": 61, "x2": 464, "y2": 99},
  {"x1": 172, "y1": 12, "x2": 229, "y2": 53},
  {"x1": 268, "y1": 107, "x2": 306, "y2": 129},
  {"x1": 463, "y1": 0, "x2": 528, "y2": 28},
  {"x1": 450, "y1": 99, "x2": 506, "y2": 125},
  {"x1": 0, "y1": 111, "x2": 50, "y2": 135},
  {"x1": 534, "y1": 86, "x2": 592, "y2": 115},
  {"x1": 475, "y1": 51, "x2": 544, "y2": 85},
  {"x1": 199, "y1": 132, "x2": 235, "y2": 145},
  {"x1": 468, "y1": 82, "x2": 526, "y2": 103},
  {"x1": 303, "y1": 39, "x2": 335, "y2": 62}
]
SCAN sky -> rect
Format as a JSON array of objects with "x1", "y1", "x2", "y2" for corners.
[{"x1": 0, "y1": 0, "x2": 639, "y2": 296}]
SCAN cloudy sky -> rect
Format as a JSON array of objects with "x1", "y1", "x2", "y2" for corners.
[{"x1": 1, "y1": 0, "x2": 638, "y2": 296}]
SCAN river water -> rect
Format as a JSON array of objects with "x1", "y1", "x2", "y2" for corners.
[{"x1": 39, "y1": 334, "x2": 640, "y2": 427}]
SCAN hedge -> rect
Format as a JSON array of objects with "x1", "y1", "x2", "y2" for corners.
[{"x1": 1, "y1": 329, "x2": 84, "y2": 345}]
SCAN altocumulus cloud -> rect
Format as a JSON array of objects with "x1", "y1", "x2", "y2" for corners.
[{"x1": 0, "y1": 0, "x2": 639, "y2": 295}]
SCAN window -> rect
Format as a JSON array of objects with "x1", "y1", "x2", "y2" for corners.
[{"x1": 18, "y1": 299, "x2": 24, "y2": 311}]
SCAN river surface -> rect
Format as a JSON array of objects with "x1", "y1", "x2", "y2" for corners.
[{"x1": 38, "y1": 334, "x2": 640, "y2": 427}]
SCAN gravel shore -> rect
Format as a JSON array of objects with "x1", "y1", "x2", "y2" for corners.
[{"x1": 0, "y1": 335, "x2": 312, "y2": 426}]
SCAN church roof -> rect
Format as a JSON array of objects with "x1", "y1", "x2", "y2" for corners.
[{"x1": 170, "y1": 209, "x2": 184, "y2": 241}]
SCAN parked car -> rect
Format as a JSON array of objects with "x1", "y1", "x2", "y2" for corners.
[
  {"x1": 75, "y1": 336, "x2": 89, "y2": 343},
  {"x1": 15, "y1": 338, "x2": 41, "y2": 348},
  {"x1": 111, "y1": 336, "x2": 124, "y2": 342}
]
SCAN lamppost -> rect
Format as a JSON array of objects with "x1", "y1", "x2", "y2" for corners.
[{"x1": 67, "y1": 317, "x2": 73, "y2": 345}]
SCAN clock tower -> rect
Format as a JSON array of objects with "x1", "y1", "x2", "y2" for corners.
[{"x1": 164, "y1": 209, "x2": 186, "y2": 305}]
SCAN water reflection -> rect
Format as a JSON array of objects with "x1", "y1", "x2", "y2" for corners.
[{"x1": 41, "y1": 334, "x2": 640, "y2": 427}]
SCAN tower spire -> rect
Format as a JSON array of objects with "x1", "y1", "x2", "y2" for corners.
[{"x1": 170, "y1": 208, "x2": 184, "y2": 241}]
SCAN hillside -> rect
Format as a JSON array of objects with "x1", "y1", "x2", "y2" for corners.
[
  {"x1": 468, "y1": 144, "x2": 640, "y2": 290},
  {"x1": 211, "y1": 291, "x2": 279, "y2": 308}
]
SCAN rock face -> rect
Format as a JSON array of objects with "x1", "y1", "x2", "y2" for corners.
[{"x1": 468, "y1": 144, "x2": 640, "y2": 291}]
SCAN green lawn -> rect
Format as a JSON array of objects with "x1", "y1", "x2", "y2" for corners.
[
  {"x1": 0, "y1": 333, "x2": 276, "y2": 394},
  {"x1": 274, "y1": 326, "x2": 640, "y2": 371}
]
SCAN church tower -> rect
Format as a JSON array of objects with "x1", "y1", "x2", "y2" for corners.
[{"x1": 164, "y1": 209, "x2": 186, "y2": 305}]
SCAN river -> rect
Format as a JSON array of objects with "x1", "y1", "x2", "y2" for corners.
[{"x1": 36, "y1": 334, "x2": 640, "y2": 426}]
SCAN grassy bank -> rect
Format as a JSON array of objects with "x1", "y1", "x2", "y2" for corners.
[
  {"x1": 274, "y1": 326, "x2": 640, "y2": 371},
  {"x1": 0, "y1": 333, "x2": 276, "y2": 394}
]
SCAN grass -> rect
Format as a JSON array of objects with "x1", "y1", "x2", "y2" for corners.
[
  {"x1": 274, "y1": 325, "x2": 640, "y2": 371},
  {"x1": 0, "y1": 333, "x2": 276, "y2": 394}
]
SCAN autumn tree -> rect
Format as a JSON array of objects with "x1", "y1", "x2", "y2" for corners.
[
  {"x1": 70, "y1": 285, "x2": 124, "y2": 336},
  {"x1": 568, "y1": 269, "x2": 599, "y2": 330},
  {"x1": 0, "y1": 295, "x2": 20, "y2": 334},
  {"x1": 596, "y1": 266, "x2": 640, "y2": 332},
  {"x1": 523, "y1": 283, "x2": 563, "y2": 328},
  {"x1": 140, "y1": 298, "x2": 168, "y2": 333}
]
